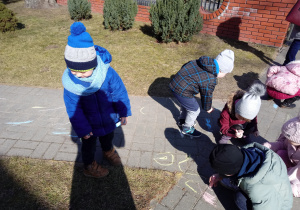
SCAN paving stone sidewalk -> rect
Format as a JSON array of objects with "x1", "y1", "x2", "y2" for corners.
[{"x1": 0, "y1": 46, "x2": 299, "y2": 209}]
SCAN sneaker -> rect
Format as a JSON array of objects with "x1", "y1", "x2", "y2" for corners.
[
  {"x1": 104, "y1": 147, "x2": 122, "y2": 166},
  {"x1": 182, "y1": 125, "x2": 202, "y2": 138},
  {"x1": 177, "y1": 119, "x2": 196, "y2": 128},
  {"x1": 220, "y1": 178, "x2": 239, "y2": 191},
  {"x1": 280, "y1": 103, "x2": 296, "y2": 109},
  {"x1": 84, "y1": 161, "x2": 109, "y2": 178}
]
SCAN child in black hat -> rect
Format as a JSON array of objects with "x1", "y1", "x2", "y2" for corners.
[{"x1": 209, "y1": 143, "x2": 293, "y2": 210}]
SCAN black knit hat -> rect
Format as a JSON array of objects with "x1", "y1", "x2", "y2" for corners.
[{"x1": 209, "y1": 144, "x2": 244, "y2": 175}]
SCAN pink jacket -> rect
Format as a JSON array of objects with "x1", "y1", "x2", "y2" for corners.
[
  {"x1": 265, "y1": 134, "x2": 300, "y2": 197},
  {"x1": 266, "y1": 60, "x2": 300, "y2": 95}
]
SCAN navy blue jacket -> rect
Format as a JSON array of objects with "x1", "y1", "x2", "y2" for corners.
[{"x1": 63, "y1": 46, "x2": 131, "y2": 138}]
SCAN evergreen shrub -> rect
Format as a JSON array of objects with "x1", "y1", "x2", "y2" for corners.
[
  {"x1": 150, "y1": 0, "x2": 203, "y2": 43},
  {"x1": 68, "y1": 0, "x2": 92, "y2": 21},
  {"x1": 103, "y1": 0, "x2": 138, "y2": 31},
  {"x1": 0, "y1": 3, "x2": 18, "y2": 33}
]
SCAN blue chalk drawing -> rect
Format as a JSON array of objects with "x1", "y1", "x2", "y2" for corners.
[
  {"x1": 205, "y1": 118, "x2": 213, "y2": 131},
  {"x1": 6, "y1": 121, "x2": 33, "y2": 125},
  {"x1": 52, "y1": 132, "x2": 69, "y2": 135},
  {"x1": 273, "y1": 103, "x2": 278, "y2": 109}
]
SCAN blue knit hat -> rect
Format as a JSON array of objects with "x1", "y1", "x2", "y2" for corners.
[{"x1": 64, "y1": 22, "x2": 97, "y2": 71}]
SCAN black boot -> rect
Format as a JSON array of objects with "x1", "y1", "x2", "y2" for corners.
[{"x1": 280, "y1": 97, "x2": 299, "y2": 109}]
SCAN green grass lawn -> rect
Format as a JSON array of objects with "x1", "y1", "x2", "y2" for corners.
[
  {"x1": 1, "y1": 0, "x2": 278, "y2": 99},
  {"x1": 0, "y1": 157, "x2": 181, "y2": 209}
]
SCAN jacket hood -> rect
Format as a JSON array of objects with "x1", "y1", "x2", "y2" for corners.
[
  {"x1": 239, "y1": 143, "x2": 278, "y2": 185},
  {"x1": 197, "y1": 56, "x2": 219, "y2": 77},
  {"x1": 95, "y1": 45, "x2": 112, "y2": 65}
]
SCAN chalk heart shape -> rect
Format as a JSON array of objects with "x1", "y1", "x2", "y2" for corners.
[{"x1": 153, "y1": 152, "x2": 174, "y2": 166}]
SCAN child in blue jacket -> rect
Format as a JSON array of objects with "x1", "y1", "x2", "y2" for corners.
[{"x1": 62, "y1": 22, "x2": 131, "y2": 178}]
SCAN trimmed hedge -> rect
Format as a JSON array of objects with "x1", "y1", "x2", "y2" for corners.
[{"x1": 150, "y1": 0, "x2": 203, "y2": 43}]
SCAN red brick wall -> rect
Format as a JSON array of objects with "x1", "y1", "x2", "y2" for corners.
[
  {"x1": 201, "y1": 0, "x2": 296, "y2": 47},
  {"x1": 57, "y1": 0, "x2": 296, "y2": 47},
  {"x1": 57, "y1": 0, "x2": 150, "y2": 22}
]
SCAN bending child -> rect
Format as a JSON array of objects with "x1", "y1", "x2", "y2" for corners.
[
  {"x1": 209, "y1": 144, "x2": 293, "y2": 210},
  {"x1": 264, "y1": 113, "x2": 300, "y2": 197},
  {"x1": 218, "y1": 82, "x2": 266, "y2": 144},
  {"x1": 169, "y1": 49, "x2": 234, "y2": 138},
  {"x1": 62, "y1": 22, "x2": 131, "y2": 178}
]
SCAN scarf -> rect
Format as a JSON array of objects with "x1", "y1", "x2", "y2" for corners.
[
  {"x1": 237, "y1": 147, "x2": 265, "y2": 178},
  {"x1": 62, "y1": 55, "x2": 109, "y2": 96}
]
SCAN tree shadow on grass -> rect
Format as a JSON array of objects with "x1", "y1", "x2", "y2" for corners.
[
  {"x1": 140, "y1": 24, "x2": 156, "y2": 39},
  {"x1": 1, "y1": 0, "x2": 23, "y2": 5},
  {"x1": 16, "y1": 22, "x2": 25, "y2": 30}
]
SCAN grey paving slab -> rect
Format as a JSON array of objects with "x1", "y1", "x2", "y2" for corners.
[{"x1": 160, "y1": 186, "x2": 185, "y2": 209}]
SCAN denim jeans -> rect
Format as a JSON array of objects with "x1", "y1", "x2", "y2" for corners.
[
  {"x1": 81, "y1": 131, "x2": 114, "y2": 166},
  {"x1": 283, "y1": 39, "x2": 300, "y2": 65}
]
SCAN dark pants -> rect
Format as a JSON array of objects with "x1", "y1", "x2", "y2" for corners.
[
  {"x1": 81, "y1": 131, "x2": 114, "y2": 166},
  {"x1": 283, "y1": 39, "x2": 300, "y2": 65},
  {"x1": 283, "y1": 96, "x2": 300, "y2": 105},
  {"x1": 234, "y1": 190, "x2": 252, "y2": 210}
]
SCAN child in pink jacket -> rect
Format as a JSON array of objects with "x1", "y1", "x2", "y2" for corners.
[
  {"x1": 264, "y1": 113, "x2": 300, "y2": 197},
  {"x1": 266, "y1": 60, "x2": 300, "y2": 108}
]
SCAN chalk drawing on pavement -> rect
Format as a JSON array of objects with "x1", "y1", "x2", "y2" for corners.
[
  {"x1": 140, "y1": 107, "x2": 145, "y2": 115},
  {"x1": 32, "y1": 106, "x2": 46, "y2": 109},
  {"x1": 153, "y1": 152, "x2": 218, "y2": 207},
  {"x1": 178, "y1": 157, "x2": 198, "y2": 176},
  {"x1": 203, "y1": 188, "x2": 217, "y2": 207},
  {"x1": 153, "y1": 152, "x2": 174, "y2": 166},
  {"x1": 6, "y1": 121, "x2": 33, "y2": 125},
  {"x1": 38, "y1": 106, "x2": 64, "y2": 112},
  {"x1": 185, "y1": 180, "x2": 199, "y2": 194},
  {"x1": 52, "y1": 132, "x2": 70, "y2": 135},
  {"x1": 273, "y1": 103, "x2": 278, "y2": 109},
  {"x1": 205, "y1": 118, "x2": 213, "y2": 132}
]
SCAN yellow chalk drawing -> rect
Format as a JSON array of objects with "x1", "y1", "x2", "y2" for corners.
[
  {"x1": 185, "y1": 180, "x2": 198, "y2": 194},
  {"x1": 178, "y1": 156, "x2": 198, "y2": 176},
  {"x1": 153, "y1": 152, "x2": 174, "y2": 166}
]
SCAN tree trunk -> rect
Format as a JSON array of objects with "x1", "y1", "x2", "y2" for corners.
[{"x1": 24, "y1": 0, "x2": 58, "y2": 9}]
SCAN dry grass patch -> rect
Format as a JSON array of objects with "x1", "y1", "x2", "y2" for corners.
[
  {"x1": 0, "y1": 157, "x2": 181, "y2": 209},
  {"x1": 0, "y1": 1, "x2": 278, "y2": 99}
]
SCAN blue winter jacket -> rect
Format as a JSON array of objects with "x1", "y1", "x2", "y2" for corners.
[{"x1": 63, "y1": 46, "x2": 131, "y2": 138}]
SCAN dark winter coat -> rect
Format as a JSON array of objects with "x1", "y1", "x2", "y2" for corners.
[
  {"x1": 237, "y1": 143, "x2": 293, "y2": 210},
  {"x1": 169, "y1": 56, "x2": 218, "y2": 111}
]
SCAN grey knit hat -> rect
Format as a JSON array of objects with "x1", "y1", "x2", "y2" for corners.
[
  {"x1": 235, "y1": 81, "x2": 266, "y2": 120},
  {"x1": 281, "y1": 112, "x2": 300, "y2": 144},
  {"x1": 215, "y1": 49, "x2": 235, "y2": 73}
]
